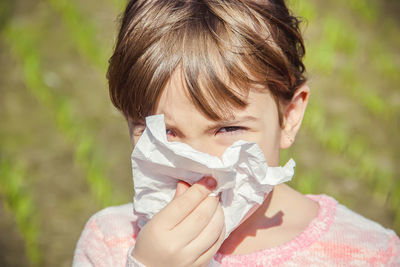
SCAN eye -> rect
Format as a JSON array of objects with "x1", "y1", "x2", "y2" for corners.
[
  {"x1": 166, "y1": 128, "x2": 176, "y2": 137},
  {"x1": 216, "y1": 126, "x2": 244, "y2": 135}
]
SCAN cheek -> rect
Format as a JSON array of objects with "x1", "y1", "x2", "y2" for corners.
[
  {"x1": 194, "y1": 140, "x2": 232, "y2": 159},
  {"x1": 254, "y1": 130, "x2": 281, "y2": 166},
  {"x1": 216, "y1": 135, "x2": 242, "y2": 148},
  {"x1": 215, "y1": 129, "x2": 281, "y2": 165}
]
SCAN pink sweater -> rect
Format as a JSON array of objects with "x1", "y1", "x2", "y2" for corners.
[{"x1": 73, "y1": 195, "x2": 400, "y2": 266}]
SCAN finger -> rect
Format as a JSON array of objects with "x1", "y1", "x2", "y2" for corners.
[
  {"x1": 193, "y1": 223, "x2": 226, "y2": 267},
  {"x1": 173, "y1": 180, "x2": 190, "y2": 199},
  {"x1": 172, "y1": 195, "x2": 219, "y2": 243},
  {"x1": 155, "y1": 176, "x2": 217, "y2": 229},
  {"x1": 183, "y1": 202, "x2": 225, "y2": 254}
]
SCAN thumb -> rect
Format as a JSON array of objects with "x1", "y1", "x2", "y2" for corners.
[{"x1": 173, "y1": 180, "x2": 190, "y2": 199}]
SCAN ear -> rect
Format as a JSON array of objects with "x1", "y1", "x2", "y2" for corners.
[{"x1": 280, "y1": 83, "x2": 310, "y2": 149}]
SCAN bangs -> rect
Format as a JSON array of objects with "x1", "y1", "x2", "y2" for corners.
[
  {"x1": 108, "y1": 0, "x2": 306, "y2": 125},
  {"x1": 131, "y1": 3, "x2": 258, "y2": 123},
  {"x1": 177, "y1": 5, "x2": 257, "y2": 121}
]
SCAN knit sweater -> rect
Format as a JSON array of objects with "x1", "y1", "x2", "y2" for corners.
[{"x1": 73, "y1": 195, "x2": 400, "y2": 266}]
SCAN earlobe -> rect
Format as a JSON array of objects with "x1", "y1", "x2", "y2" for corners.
[
  {"x1": 280, "y1": 83, "x2": 310, "y2": 149},
  {"x1": 280, "y1": 134, "x2": 294, "y2": 149}
]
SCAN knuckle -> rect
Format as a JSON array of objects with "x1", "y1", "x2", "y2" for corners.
[
  {"x1": 194, "y1": 198, "x2": 218, "y2": 223},
  {"x1": 193, "y1": 209, "x2": 209, "y2": 224},
  {"x1": 205, "y1": 196, "x2": 219, "y2": 208},
  {"x1": 178, "y1": 194, "x2": 196, "y2": 211},
  {"x1": 165, "y1": 242, "x2": 179, "y2": 256}
]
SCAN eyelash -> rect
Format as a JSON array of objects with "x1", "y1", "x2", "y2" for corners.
[
  {"x1": 166, "y1": 126, "x2": 244, "y2": 137},
  {"x1": 216, "y1": 126, "x2": 244, "y2": 135}
]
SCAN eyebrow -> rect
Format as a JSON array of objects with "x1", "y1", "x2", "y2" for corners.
[{"x1": 214, "y1": 115, "x2": 258, "y2": 124}]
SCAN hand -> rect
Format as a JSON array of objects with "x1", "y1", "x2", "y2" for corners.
[{"x1": 132, "y1": 176, "x2": 226, "y2": 267}]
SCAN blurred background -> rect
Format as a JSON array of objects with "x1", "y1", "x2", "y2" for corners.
[{"x1": 0, "y1": 0, "x2": 399, "y2": 266}]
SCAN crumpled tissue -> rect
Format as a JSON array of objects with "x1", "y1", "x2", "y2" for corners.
[{"x1": 131, "y1": 114, "x2": 296, "y2": 239}]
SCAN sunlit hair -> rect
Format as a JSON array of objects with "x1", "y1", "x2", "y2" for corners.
[{"x1": 107, "y1": 0, "x2": 306, "y2": 126}]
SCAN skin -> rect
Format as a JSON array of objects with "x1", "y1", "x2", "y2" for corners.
[{"x1": 130, "y1": 70, "x2": 319, "y2": 266}]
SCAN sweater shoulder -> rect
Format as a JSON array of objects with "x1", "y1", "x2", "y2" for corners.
[
  {"x1": 86, "y1": 203, "x2": 138, "y2": 239},
  {"x1": 89, "y1": 203, "x2": 136, "y2": 222},
  {"x1": 73, "y1": 203, "x2": 138, "y2": 266},
  {"x1": 332, "y1": 201, "x2": 398, "y2": 241},
  {"x1": 315, "y1": 197, "x2": 400, "y2": 265}
]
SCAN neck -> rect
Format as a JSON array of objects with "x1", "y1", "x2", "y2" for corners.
[{"x1": 219, "y1": 183, "x2": 319, "y2": 255}]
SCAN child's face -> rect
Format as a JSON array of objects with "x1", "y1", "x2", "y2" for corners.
[{"x1": 131, "y1": 71, "x2": 308, "y2": 167}]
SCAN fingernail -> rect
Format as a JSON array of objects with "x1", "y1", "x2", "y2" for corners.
[{"x1": 205, "y1": 176, "x2": 217, "y2": 189}]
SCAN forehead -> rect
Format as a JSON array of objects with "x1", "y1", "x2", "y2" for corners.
[
  {"x1": 156, "y1": 69, "x2": 279, "y2": 124},
  {"x1": 153, "y1": 65, "x2": 244, "y2": 119}
]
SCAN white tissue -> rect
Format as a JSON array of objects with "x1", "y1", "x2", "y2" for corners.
[{"x1": 131, "y1": 114, "x2": 295, "y2": 238}]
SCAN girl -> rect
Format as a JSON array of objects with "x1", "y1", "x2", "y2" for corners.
[{"x1": 73, "y1": 0, "x2": 400, "y2": 266}]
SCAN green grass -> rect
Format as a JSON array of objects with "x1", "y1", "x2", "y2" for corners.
[
  {"x1": 46, "y1": 0, "x2": 108, "y2": 70},
  {"x1": 0, "y1": 157, "x2": 41, "y2": 266},
  {"x1": 293, "y1": 0, "x2": 400, "y2": 229},
  {"x1": 3, "y1": 23, "x2": 113, "y2": 207}
]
